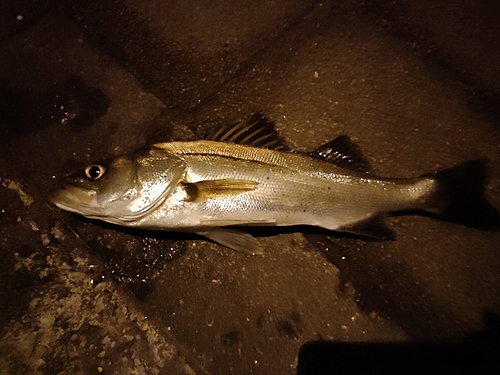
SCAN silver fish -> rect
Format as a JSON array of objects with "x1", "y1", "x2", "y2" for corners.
[{"x1": 51, "y1": 114, "x2": 500, "y2": 253}]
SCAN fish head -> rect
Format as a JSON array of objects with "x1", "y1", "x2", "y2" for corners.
[{"x1": 51, "y1": 147, "x2": 186, "y2": 224}]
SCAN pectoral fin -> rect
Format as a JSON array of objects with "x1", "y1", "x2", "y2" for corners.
[
  {"x1": 193, "y1": 179, "x2": 258, "y2": 192},
  {"x1": 197, "y1": 228, "x2": 263, "y2": 254},
  {"x1": 185, "y1": 179, "x2": 258, "y2": 201}
]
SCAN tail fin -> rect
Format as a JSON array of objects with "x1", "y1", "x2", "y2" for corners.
[{"x1": 429, "y1": 159, "x2": 500, "y2": 230}]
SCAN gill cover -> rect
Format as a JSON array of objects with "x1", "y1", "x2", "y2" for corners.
[{"x1": 106, "y1": 147, "x2": 185, "y2": 223}]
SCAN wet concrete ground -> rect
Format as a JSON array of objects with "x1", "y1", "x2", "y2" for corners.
[{"x1": 1, "y1": 0, "x2": 500, "y2": 374}]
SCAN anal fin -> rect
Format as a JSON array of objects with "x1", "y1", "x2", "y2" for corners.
[{"x1": 338, "y1": 216, "x2": 396, "y2": 240}]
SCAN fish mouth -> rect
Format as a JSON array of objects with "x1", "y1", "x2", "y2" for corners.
[
  {"x1": 50, "y1": 184, "x2": 98, "y2": 216},
  {"x1": 50, "y1": 181, "x2": 170, "y2": 224}
]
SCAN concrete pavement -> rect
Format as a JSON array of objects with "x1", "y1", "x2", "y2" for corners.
[{"x1": 1, "y1": 1, "x2": 499, "y2": 374}]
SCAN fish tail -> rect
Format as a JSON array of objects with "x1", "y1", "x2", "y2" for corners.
[{"x1": 426, "y1": 159, "x2": 500, "y2": 230}]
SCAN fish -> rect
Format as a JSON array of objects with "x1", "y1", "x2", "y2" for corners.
[{"x1": 51, "y1": 113, "x2": 500, "y2": 254}]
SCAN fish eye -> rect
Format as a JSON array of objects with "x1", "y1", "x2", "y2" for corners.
[{"x1": 85, "y1": 164, "x2": 106, "y2": 180}]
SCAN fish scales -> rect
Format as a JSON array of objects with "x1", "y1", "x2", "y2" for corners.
[{"x1": 134, "y1": 140, "x2": 435, "y2": 231}]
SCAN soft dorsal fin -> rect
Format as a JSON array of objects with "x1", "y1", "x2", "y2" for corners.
[
  {"x1": 206, "y1": 113, "x2": 287, "y2": 150},
  {"x1": 310, "y1": 135, "x2": 371, "y2": 172}
]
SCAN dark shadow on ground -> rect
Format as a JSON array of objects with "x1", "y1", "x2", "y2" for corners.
[{"x1": 297, "y1": 312, "x2": 500, "y2": 375}]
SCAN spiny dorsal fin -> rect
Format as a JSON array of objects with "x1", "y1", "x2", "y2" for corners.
[
  {"x1": 310, "y1": 135, "x2": 371, "y2": 172},
  {"x1": 185, "y1": 179, "x2": 259, "y2": 201},
  {"x1": 207, "y1": 113, "x2": 287, "y2": 150}
]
